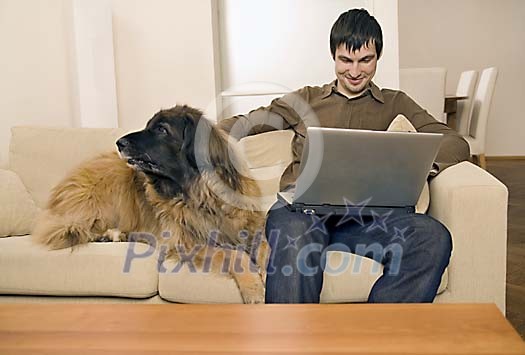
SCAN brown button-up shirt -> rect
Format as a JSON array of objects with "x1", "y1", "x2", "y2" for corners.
[{"x1": 218, "y1": 80, "x2": 470, "y2": 191}]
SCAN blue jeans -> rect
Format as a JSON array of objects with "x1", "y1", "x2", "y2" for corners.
[{"x1": 265, "y1": 202, "x2": 452, "y2": 303}]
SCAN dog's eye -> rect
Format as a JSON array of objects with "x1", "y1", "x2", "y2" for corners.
[{"x1": 156, "y1": 126, "x2": 169, "y2": 135}]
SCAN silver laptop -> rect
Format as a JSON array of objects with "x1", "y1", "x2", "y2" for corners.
[{"x1": 277, "y1": 127, "x2": 443, "y2": 215}]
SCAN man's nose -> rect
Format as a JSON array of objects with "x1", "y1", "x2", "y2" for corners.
[{"x1": 348, "y1": 63, "x2": 360, "y2": 77}]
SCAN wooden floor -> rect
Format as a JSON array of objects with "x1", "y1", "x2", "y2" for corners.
[{"x1": 487, "y1": 159, "x2": 525, "y2": 339}]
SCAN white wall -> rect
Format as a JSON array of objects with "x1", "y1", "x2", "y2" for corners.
[
  {"x1": 0, "y1": 0, "x2": 219, "y2": 168},
  {"x1": 111, "y1": 0, "x2": 219, "y2": 130},
  {"x1": 218, "y1": 0, "x2": 400, "y2": 118},
  {"x1": 69, "y1": 0, "x2": 119, "y2": 128},
  {"x1": 399, "y1": 0, "x2": 525, "y2": 156},
  {"x1": 0, "y1": 0, "x2": 74, "y2": 168}
]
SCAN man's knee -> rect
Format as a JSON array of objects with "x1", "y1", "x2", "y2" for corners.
[
  {"x1": 410, "y1": 214, "x2": 453, "y2": 259},
  {"x1": 430, "y1": 219, "x2": 452, "y2": 260}
]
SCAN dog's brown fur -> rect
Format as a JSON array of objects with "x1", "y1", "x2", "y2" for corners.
[{"x1": 32, "y1": 105, "x2": 268, "y2": 303}]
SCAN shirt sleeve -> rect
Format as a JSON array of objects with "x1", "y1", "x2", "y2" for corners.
[
  {"x1": 216, "y1": 88, "x2": 316, "y2": 140},
  {"x1": 394, "y1": 91, "x2": 471, "y2": 174},
  {"x1": 216, "y1": 96, "x2": 301, "y2": 140}
]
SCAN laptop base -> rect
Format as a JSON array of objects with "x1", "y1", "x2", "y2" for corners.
[
  {"x1": 277, "y1": 192, "x2": 415, "y2": 216},
  {"x1": 284, "y1": 203, "x2": 415, "y2": 216}
]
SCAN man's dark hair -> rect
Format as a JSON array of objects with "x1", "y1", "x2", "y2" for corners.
[{"x1": 330, "y1": 8, "x2": 383, "y2": 59}]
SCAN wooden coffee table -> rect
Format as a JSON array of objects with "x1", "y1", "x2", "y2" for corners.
[{"x1": 1, "y1": 303, "x2": 524, "y2": 354}]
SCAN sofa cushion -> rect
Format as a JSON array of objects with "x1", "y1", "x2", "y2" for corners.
[
  {"x1": 0, "y1": 236, "x2": 158, "y2": 298},
  {"x1": 387, "y1": 115, "x2": 430, "y2": 214},
  {"x1": 0, "y1": 169, "x2": 39, "y2": 237},
  {"x1": 249, "y1": 164, "x2": 290, "y2": 211},
  {"x1": 9, "y1": 126, "x2": 128, "y2": 208},
  {"x1": 158, "y1": 253, "x2": 447, "y2": 304},
  {"x1": 320, "y1": 251, "x2": 448, "y2": 303},
  {"x1": 237, "y1": 130, "x2": 294, "y2": 169},
  {"x1": 238, "y1": 130, "x2": 294, "y2": 211},
  {"x1": 158, "y1": 260, "x2": 244, "y2": 304}
]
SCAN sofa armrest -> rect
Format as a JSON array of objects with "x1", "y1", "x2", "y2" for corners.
[{"x1": 428, "y1": 161, "x2": 508, "y2": 313}]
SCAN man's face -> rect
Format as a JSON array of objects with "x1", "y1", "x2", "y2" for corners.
[{"x1": 334, "y1": 43, "x2": 378, "y2": 97}]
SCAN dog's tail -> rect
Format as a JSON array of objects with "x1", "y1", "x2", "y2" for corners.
[{"x1": 31, "y1": 210, "x2": 96, "y2": 250}]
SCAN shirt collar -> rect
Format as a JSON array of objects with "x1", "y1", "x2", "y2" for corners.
[{"x1": 322, "y1": 80, "x2": 385, "y2": 104}]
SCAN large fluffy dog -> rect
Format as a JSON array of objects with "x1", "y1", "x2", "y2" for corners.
[{"x1": 32, "y1": 105, "x2": 268, "y2": 303}]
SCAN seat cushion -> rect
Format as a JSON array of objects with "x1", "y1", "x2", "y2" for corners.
[
  {"x1": 0, "y1": 236, "x2": 158, "y2": 298},
  {"x1": 158, "y1": 253, "x2": 447, "y2": 304},
  {"x1": 158, "y1": 260, "x2": 244, "y2": 304},
  {"x1": 320, "y1": 251, "x2": 448, "y2": 303}
]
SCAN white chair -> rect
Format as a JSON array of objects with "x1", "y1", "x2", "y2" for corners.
[
  {"x1": 463, "y1": 67, "x2": 498, "y2": 170},
  {"x1": 399, "y1": 67, "x2": 447, "y2": 123},
  {"x1": 455, "y1": 70, "x2": 478, "y2": 136}
]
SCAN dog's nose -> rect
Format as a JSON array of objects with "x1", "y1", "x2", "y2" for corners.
[{"x1": 116, "y1": 138, "x2": 130, "y2": 151}]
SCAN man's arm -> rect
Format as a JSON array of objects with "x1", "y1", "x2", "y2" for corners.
[
  {"x1": 217, "y1": 86, "x2": 320, "y2": 140},
  {"x1": 217, "y1": 108, "x2": 288, "y2": 141},
  {"x1": 217, "y1": 92, "x2": 309, "y2": 140},
  {"x1": 394, "y1": 91, "x2": 471, "y2": 174}
]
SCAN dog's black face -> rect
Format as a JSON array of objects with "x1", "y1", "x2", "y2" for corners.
[
  {"x1": 117, "y1": 105, "x2": 203, "y2": 198},
  {"x1": 116, "y1": 105, "x2": 241, "y2": 199}
]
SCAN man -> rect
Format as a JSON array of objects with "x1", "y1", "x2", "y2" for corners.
[{"x1": 218, "y1": 8, "x2": 470, "y2": 303}]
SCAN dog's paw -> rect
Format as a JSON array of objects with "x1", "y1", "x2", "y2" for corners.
[
  {"x1": 258, "y1": 267, "x2": 267, "y2": 284},
  {"x1": 239, "y1": 280, "x2": 265, "y2": 304},
  {"x1": 97, "y1": 229, "x2": 127, "y2": 242},
  {"x1": 242, "y1": 291, "x2": 265, "y2": 304},
  {"x1": 95, "y1": 235, "x2": 112, "y2": 243}
]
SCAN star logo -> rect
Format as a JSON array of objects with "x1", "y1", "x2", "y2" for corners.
[
  {"x1": 305, "y1": 213, "x2": 333, "y2": 235},
  {"x1": 284, "y1": 235, "x2": 301, "y2": 250},
  {"x1": 336, "y1": 197, "x2": 372, "y2": 227},
  {"x1": 366, "y1": 209, "x2": 394, "y2": 233},
  {"x1": 390, "y1": 226, "x2": 414, "y2": 243}
]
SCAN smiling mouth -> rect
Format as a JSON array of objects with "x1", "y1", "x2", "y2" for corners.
[{"x1": 347, "y1": 77, "x2": 363, "y2": 84}]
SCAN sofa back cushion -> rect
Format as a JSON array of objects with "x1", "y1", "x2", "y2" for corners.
[
  {"x1": 237, "y1": 130, "x2": 294, "y2": 169},
  {"x1": 237, "y1": 130, "x2": 294, "y2": 210},
  {"x1": 9, "y1": 126, "x2": 128, "y2": 208},
  {"x1": 0, "y1": 169, "x2": 39, "y2": 237}
]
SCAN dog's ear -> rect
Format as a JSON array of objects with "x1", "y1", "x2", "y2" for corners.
[
  {"x1": 181, "y1": 115, "x2": 198, "y2": 169},
  {"x1": 192, "y1": 117, "x2": 243, "y2": 191},
  {"x1": 209, "y1": 125, "x2": 243, "y2": 191}
]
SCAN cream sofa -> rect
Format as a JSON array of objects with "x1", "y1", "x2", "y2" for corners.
[{"x1": 0, "y1": 126, "x2": 508, "y2": 312}]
